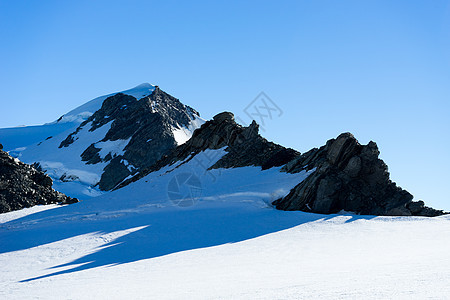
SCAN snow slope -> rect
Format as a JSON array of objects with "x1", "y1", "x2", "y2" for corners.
[
  {"x1": 54, "y1": 83, "x2": 156, "y2": 124},
  {"x1": 1, "y1": 83, "x2": 205, "y2": 198},
  {"x1": 171, "y1": 115, "x2": 205, "y2": 145},
  {"x1": 0, "y1": 83, "x2": 156, "y2": 152},
  {"x1": 17, "y1": 120, "x2": 113, "y2": 198},
  {"x1": 1, "y1": 149, "x2": 450, "y2": 299}
]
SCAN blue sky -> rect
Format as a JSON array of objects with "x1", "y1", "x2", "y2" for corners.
[{"x1": 1, "y1": 0, "x2": 449, "y2": 210}]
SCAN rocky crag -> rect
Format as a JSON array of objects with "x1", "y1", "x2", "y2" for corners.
[
  {"x1": 273, "y1": 133, "x2": 443, "y2": 217},
  {"x1": 0, "y1": 148, "x2": 78, "y2": 213}
]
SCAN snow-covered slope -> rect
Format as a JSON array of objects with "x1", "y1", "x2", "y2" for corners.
[
  {"x1": 57, "y1": 83, "x2": 156, "y2": 124},
  {"x1": 1, "y1": 84, "x2": 204, "y2": 198},
  {"x1": 0, "y1": 83, "x2": 156, "y2": 151},
  {"x1": 1, "y1": 148, "x2": 449, "y2": 299}
]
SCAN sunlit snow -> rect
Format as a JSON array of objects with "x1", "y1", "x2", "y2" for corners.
[{"x1": 171, "y1": 116, "x2": 205, "y2": 145}]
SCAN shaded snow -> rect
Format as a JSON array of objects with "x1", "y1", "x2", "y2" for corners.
[{"x1": 0, "y1": 122, "x2": 78, "y2": 151}]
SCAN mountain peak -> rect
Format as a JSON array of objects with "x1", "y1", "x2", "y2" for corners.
[
  {"x1": 133, "y1": 82, "x2": 155, "y2": 89},
  {"x1": 20, "y1": 87, "x2": 204, "y2": 193},
  {"x1": 56, "y1": 83, "x2": 157, "y2": 124}
]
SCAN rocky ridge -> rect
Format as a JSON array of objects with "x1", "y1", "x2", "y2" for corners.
[
  {"x1": 273, "y1": 133, "x2": 443, "y2": 216},
  {"x1": 0, "y1": 148, "x2": 78, "y2": 213}
]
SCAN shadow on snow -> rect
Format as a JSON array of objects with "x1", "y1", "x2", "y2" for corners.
[{"x1": 0, "y1": 202, "x2": 374, "y2": 282}]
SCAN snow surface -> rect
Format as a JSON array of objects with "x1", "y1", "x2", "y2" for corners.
[
  {"x1": 0, "y1": 122, "x2": 78, "y2": 151},
  {"x1": 1, "y1": 148, "x2": 450, "y2": 299},
  {"x1": 95, "y1": 137, "x2": 131, "y2": 160},
  {"x1": 171, "y1": 115, "x2": 205, "y2": 145},
  {"x1": 16, "y1": 121, "x2": 113, "y2": 198}
]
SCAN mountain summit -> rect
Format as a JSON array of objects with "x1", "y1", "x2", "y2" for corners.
[{"x1": 9, "y1": 85, "x2": 204, "y2": 196}]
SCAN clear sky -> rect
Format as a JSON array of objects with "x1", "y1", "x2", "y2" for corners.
[{"x1": 1, "y1": 0, "x2": 449, "y2": 210}]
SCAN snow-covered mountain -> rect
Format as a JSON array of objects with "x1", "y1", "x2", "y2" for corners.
[
  {"x1": 0, "y1": 84, "x2": 444, "y2": 216},
  {"x1": 0, "y1": 83, "x2": 449, "y2": 298},
  {"x1": 1, "y1": 84, "x2": 204, "y2": 198}
]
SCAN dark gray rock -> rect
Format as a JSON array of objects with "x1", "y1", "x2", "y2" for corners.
[
  {"x1": 80, "y1": 144, "x2": 102, "y2": 165},
  {"x1": 407, "y1": 200, "x2": 425, "y2": 214},
  {"x1": 99, "y1": 157, "x2": 133, "y2": 191},
  {"x1": 273, "y1": 133, "x2": 444, "y2": 217},
  {"x1": 0, "y1": 150, "x2": 78, "y2": 214}
]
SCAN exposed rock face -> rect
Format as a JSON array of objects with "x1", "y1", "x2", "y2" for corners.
[
  {"x1": 273, "y1": 133, "x2": 443, "y2": 217},
  {"x1": 117, "y1": 112, "x2": 299, "y2": 189},
  {"x1": 0, "y1": 149, "x2": 78, "y2": 213},
  {"x1": 57, "y1": 87, "x2": 201, "y2": 191}
]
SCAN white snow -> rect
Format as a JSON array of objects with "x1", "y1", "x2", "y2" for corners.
[
  {"x1": 1, "y1": 148, "x2": 449, "y2": 299},
  {"x1": 96, "y1": 138, "x2": 131, "y2": 160},
  {"x1": 0, "y1": 83, "x2": 156, "y2": 152},
  {"x1": 171, "y1": 115, "x2": 205, "y2": 145},
  {"x1": 16, "y1": 121, "x2": 114, "y2": 198}
]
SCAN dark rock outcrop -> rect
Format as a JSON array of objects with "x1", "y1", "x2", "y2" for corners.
[
  {"x1": 273, "y1": 133, "x2": 444, "y2": 217},
  {"x1": 0, "y1": 149, "x2": 78, "y2": 213},
  {"x1": 116, "y1": 112, "x2": 299, "y2": 189}
]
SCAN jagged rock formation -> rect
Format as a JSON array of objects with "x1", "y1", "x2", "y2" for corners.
[
  {"x1": 117, "y1": 112, "x2": 299, "y2": 189},
  {"x1": 273, "y1": 133, "x2": 443, "y2": 217},
  {"x1": 56, "y1": 86, "x2": 202, "y2": 190},
  {"x1": 118, "y1": 113, "x2": 443, "y2": 217},
  {"x1": 0, "y1": 149, "x2": 78, "y2": 213}
]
